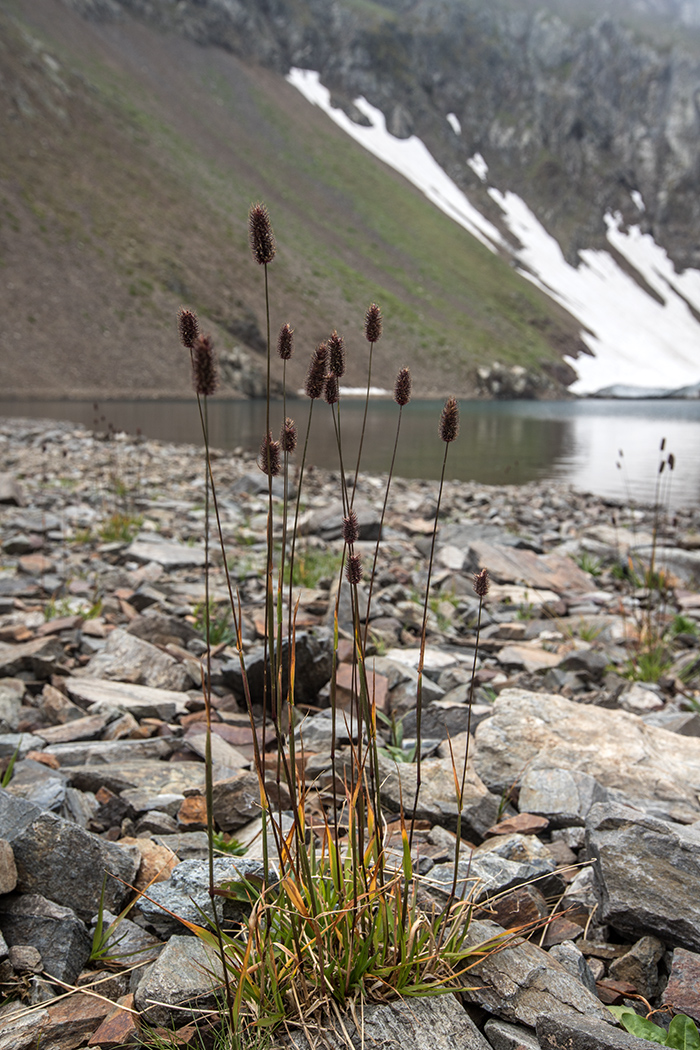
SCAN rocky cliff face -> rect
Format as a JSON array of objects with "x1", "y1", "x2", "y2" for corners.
[{"x1": 69, "y1": 0, "x2": 700, "y2": 273}]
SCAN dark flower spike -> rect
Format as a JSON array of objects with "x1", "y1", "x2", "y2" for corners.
[
  {"x1": 324, "y1": 374, "x2": 339, "y2": 405},
  {"x1": 346, "y1": 553, "x2": 363, "y2": 585},
  {"x1": 258, "y1": 432, "x2": 281, "y2": 476},
  {"x1": 328, "y1": 330, "x2": 346, "y2": 378},
  {"x1": 343, "y1": 510, "x2": 359, "y2": 545},
  {"x1": 277, "y1": 323, "x2": 294, "y2": 361},
  {"x1": 394, "y1": 367, "x2": 412, "y2": 407},
  {"x1": 473, "y1": 568, "x2": 490, "y2": 597},
  {"x1": 191, "y1": 334, "x2": 218, "y2": 397},
  {"x1": 439, "y1": 396, "x2": 459, "y2": 443},
  {"x1": 178, "y1": 308, "x2": 199, "y2": 350},
  {"x1": 364, "y1": 303, "x2": 383, "y2": 343},
  {"x1": 248, "y1": 202, "x2": 276, "y2": 266},
  {"x1": 305, "y1": 343, "x2": 328, "y2": 400},
  {"x1": 281, "y1": 417, "x2": 297, "y2": 454},
  {"x1": 668, "y1": 453, "x2": 675, "y2": 471}
]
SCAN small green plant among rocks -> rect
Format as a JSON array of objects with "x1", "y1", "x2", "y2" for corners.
[
  {"x1": 609, "y1": 1008, "x2": 700, "y2": 1048},
  {"x1": 98, "y1": 511, "x2": 143, "y2": 543},
  {"x1": 193, "y1": 600, "x2": 235, "y2": 647},
  {"x1": 170, "y1": 202, "x2": 500, "y2": 1048}
]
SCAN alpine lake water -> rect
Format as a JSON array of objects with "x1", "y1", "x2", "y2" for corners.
[{"x1": 2, "y1": 397, "x2": 700, "y2": 508}]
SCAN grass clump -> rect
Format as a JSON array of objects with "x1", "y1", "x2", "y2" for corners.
[
  {"x1": 98, "y1": 511, "x2": 143, "y2": 543},
  {"x1": 166, "y1": 201, "x2": 509, "y2": 1049}
]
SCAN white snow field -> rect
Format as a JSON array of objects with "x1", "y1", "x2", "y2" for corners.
[{"x1": 286, "y1": 68, "x2": 700, "y2": 394}]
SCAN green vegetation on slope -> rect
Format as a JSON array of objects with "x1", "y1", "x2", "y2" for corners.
[{"x1": 0, "y1": 0, "x2": 584, "y2": 398}]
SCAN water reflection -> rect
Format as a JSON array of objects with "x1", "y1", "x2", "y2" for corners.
[{"x1": 1, "y1": 398, "x2": 700, "y2": 507}]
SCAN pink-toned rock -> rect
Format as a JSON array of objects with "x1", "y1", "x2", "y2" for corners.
[
  {"x1": 0, "y1": 839, "x2": 17, "y2": 895},
  {"x1": 87, "y1": 994, "x2": 141, "y2": 1047},
  {"x1": 469, "y1": 540, "x2": 593, "y2": 595},
  {"x1": 119, "y1": 837, "x2": 178, "y2": 890},
  {"x1": 664, "y1": 947, "x2": 700, "y2": 1023}
]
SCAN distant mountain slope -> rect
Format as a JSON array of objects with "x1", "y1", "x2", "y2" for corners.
[{"x1": 0, "y1": 0, "x2": 585, "y2": 400}]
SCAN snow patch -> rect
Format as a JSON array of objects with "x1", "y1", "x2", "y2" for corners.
[
  {"x1": 467, "y1": 152, "x2": 488, "y2": 182},
  {"x1": 286, "y1": 69, "x2": 502, "y2": 253},
  {"x1": 339, "y1": 386, "x2": 390, "y2": 396},
  {"x1": 630, "y1": 190, "x2": 645, "y2": 213},
  {"x1": 446, "y1": 112, "x2": 461, "y2": 135},
  {"x1": 287, "y1": 67, "x2": 700, "y2": 394}
]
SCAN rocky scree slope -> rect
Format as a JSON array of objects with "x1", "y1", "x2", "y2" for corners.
[{"x1": 1, "y1": 418, "x2": 700, "y2": 1043}]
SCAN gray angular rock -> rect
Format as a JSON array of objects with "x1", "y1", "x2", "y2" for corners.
[
  {"x1": 0, "y1": 637, "x2": 67, "y2": 679},
  {"x1": 65, "y1": 675, "x2": 187, "y2": 720},
  {"x1": 133, "y1": 933, "x2": 223, "y2": 1026},
  {"x1": 0, "y1": 734, "x2": 46, "y2": 760},
  {"x1": 136, "y1": 856, "x2": 267, "y2": 936},
  {"x1": 120, "y1": 789, "x2": 185, "y2": 817},
  {"x1": 4, "y1": 759, "x2": 66, "y2": 811},
  {"x1": 83, "y1": 627, "x2": 192, "y2": 691},
  {"x1": 0, "y1": 679, "x2": 24, "y2": 733},
  {"x1": 283, "y1": 994, "x2": 491, "y2": 1050},
  {"x1": 211, "y1": 770, "x2": 265, "y2": 832},
  {"x1": 44, "y1": 736, "x2": 175, "y2": 766},
  {"x1": 536, "y1": 1014, "x2": 664, "y2": 1050},
  {"x1": 475, "y1": 690, "x2": 700, "y2": 823},
  {"x1": 608, "y1": 935, "x2": 665, "y2": 1000},
  {"x1": 547, "y1": 941, "x2": 597, "y2": 995},
  {"x1": 0, "y1": 893, "x2": 90, "y2": 984},
  {"x1": 586, "y1": 802, "x2": 700, "y2": 952},
  {"x1": 221, "y1": 629, "x2": 331, "y2": 706},
  {"x1": 401, "y1": 698, "x2": 486, "y2": 739},
  {"x1": 484, "y1": 1018, "x2": 542, "y2": 1050},
  {"x1": 460, "y1": 919, "x2": 612, "y2": 1027},
  {"x1": 3, "y1": 796, "x2": 138, "y2": 921},
  {"x1": 0, "y1": 475, "x2": 24, "y2": 506},
  {"x1": 427, "y1": 850, "x2": 555, "y2": 905},
  {"x1": 0, "y1": 790, "x2": 42, "y2": 839},
  {"x1": 518, "y1": 768, "x2": 609, "y2": 827},
  {"x1": 67, "y1": 758, "x2": 206, "y2": 795},
  {"x1": 125, "y1": 537, "x2": 206, "y2": 568}
]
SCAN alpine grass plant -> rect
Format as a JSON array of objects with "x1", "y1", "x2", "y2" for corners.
[
  {"x1": 613, "y1": 438, "x2": 678, "y2": 683},
  {"x1": 171, "y1": 202, "x2": 510, "y2": 1049}
]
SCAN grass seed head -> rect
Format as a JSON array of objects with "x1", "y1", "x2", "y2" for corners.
[
  {"x1": 248, "y1": 202, "x2": 276, "y2": 265},
  {"x1": 343, "y1": 509, "x2": 359, "y2": 544},
  {"x1": 305, "y1": 343, "x2": 328, "y2": 399},
  {"x1": 191, "y1": 334, "x2": 218, "y2": 397},
  {"x1": 346, "y1": 552, "x2": 363, "y2": 584},
  {"x1": 394, "y1": 367, "x2": 412, "y2": 406},
  {"x1": 324, "y1": 374, "x2": 339, "y2": 405},
  {"x1": 281, "y1": 417, "x2": 297, "y2": 453},
  {"x1": 328, "y1": 330, "x2": 346, "y2": 378},
  {"x1": 277, "y1": 322, "x2": 294, "y2": 360},
  {"x1": 473, "y1": 567, "x2": 490, "y2": 597},
  {"x1": 178, "y1": 307, "x2": 199, "y2": 350},
  {"x1": 439, "y1": 395, "x2": 459, "y2": 443},
  {"x1": 364, "y1": 302, "x2": 383, "y2": 343},
  {"x1": 258, "y1": 432, "x2": 281, "y2": 476}
]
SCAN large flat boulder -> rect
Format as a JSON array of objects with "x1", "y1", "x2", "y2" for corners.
[{"x1": 475, "y1": 690, "x2": 700, "y2": 823}]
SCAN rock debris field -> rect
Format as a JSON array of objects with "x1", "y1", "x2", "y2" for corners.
[{"x1": 1, "y1": 416, "x2": 700, "y2": 1049}]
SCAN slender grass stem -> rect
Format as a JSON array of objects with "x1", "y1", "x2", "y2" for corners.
[
  {"x1": 409, "y1": 440, "x2": 450, "y2": 847},
  {"x1": 351, "y1": 340, "x2": 374, "y2": 508}
]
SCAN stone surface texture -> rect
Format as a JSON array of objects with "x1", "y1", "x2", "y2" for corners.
[{"x1": 586, "y1": 802, "x2": 700, "y2": 951}]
